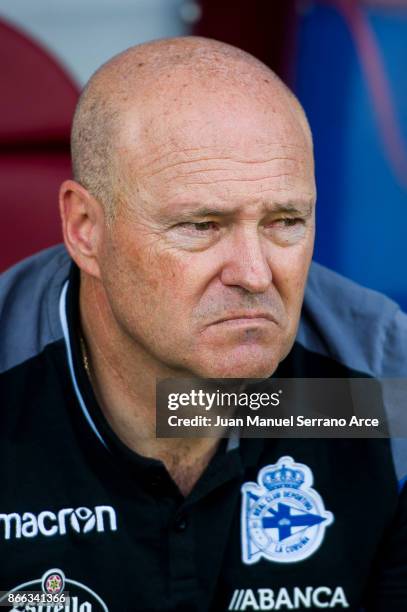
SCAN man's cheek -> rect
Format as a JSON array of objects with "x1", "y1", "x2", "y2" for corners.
[
  {"x1": 278, "y1": 251, "x2": 312, "y2": 291},
  {"x1": 159, "y1": 254, "x2": 205, "y2": 292}
]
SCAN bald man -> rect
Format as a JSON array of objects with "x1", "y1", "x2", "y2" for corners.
[{"x1": 0, "y1": 37, "x2": 407, "y2": 611}]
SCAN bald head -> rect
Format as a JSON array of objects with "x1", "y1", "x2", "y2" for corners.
[{"x1": 71, "y1": 36, "x2": 312, "y2": 221}]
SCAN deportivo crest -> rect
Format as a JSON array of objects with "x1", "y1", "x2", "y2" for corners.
[{"x1": 241, "y1": 456, "x2": 334, "y2": 564}]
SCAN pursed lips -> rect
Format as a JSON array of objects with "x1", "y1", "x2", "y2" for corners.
[{"x1": 211, "y1": 312, "x2": 277, "y2": 325}]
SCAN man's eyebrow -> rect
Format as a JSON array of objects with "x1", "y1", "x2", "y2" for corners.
[
  {"x1": 166, "y1": 202, "x2": 314, "y2": 219},
  {"x1": 265, "y1": 203, "x2": 314, "y2": 216}
]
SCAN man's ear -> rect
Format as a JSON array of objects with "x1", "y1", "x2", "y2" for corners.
[{"x1": 59, "y1": 179, "x2": 105, "y2": 279}]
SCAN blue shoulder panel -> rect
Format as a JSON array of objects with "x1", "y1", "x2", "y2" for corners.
[
  {"x1": 299, "y1": 262, "x2": 407, "y2": 491},
  {"x1": 0, "y1": 245, "x2": 70, "y2": 374},
  {"x1": 299, "y1": 262, "x2": 407, "y2": 377}
]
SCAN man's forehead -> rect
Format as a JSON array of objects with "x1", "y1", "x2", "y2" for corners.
[
  {"x1": 132, "y1": 142, "x2": 313, "y2": 183},
  {"x1": 116, "y1": 99, "x2": 315, "y2": 211},
  {"x1": 119, "y1": 92, "x2": 310, "y2": 172},
  {"x1": 130, "y1": 146, "x2": 316, "y2": 221}
]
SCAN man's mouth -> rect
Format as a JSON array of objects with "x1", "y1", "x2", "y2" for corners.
[{"x1": 211, "y1": 312, "x2": 277, "y2": 326}]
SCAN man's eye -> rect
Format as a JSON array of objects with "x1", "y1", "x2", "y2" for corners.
[
  {"x1": 282, "y1": 218, "x2": 304, "y2": 227},
  {"x1": 179, "y1": 221, "x2": 218, "y2": 232},
  {"x1": 271, "y1": 218, "x2": 304, "y2": 228}
]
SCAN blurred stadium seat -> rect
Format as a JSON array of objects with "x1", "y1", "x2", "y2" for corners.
[{"x1": 0, "y1": 18, "x2": 78, "y2": 271}]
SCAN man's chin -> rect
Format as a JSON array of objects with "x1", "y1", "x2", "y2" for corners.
[{"x1": 193, "y1": 347, "x2": 280, "y2": 380}]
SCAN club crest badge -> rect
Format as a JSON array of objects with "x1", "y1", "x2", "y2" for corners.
[{"x1": 241, "y1": 456, "x2": 334, "y2": 564}]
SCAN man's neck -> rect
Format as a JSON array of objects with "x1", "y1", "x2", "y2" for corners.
[{"x1": 79, "y1": 275, "x2": 221, "y2": 496}]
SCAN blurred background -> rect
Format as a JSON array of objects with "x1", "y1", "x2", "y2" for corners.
[{"x1": 0, "y1": 0, "x2": 406, "y2": 308}]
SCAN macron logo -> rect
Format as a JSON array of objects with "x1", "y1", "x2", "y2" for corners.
[{"x1": 0, "y1": 506, "x2": 117, "y2": 541}]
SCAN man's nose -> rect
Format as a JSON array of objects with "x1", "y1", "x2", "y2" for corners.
[{"x1": 220, "y1": 227, "x2": 272, "y2": 294}]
